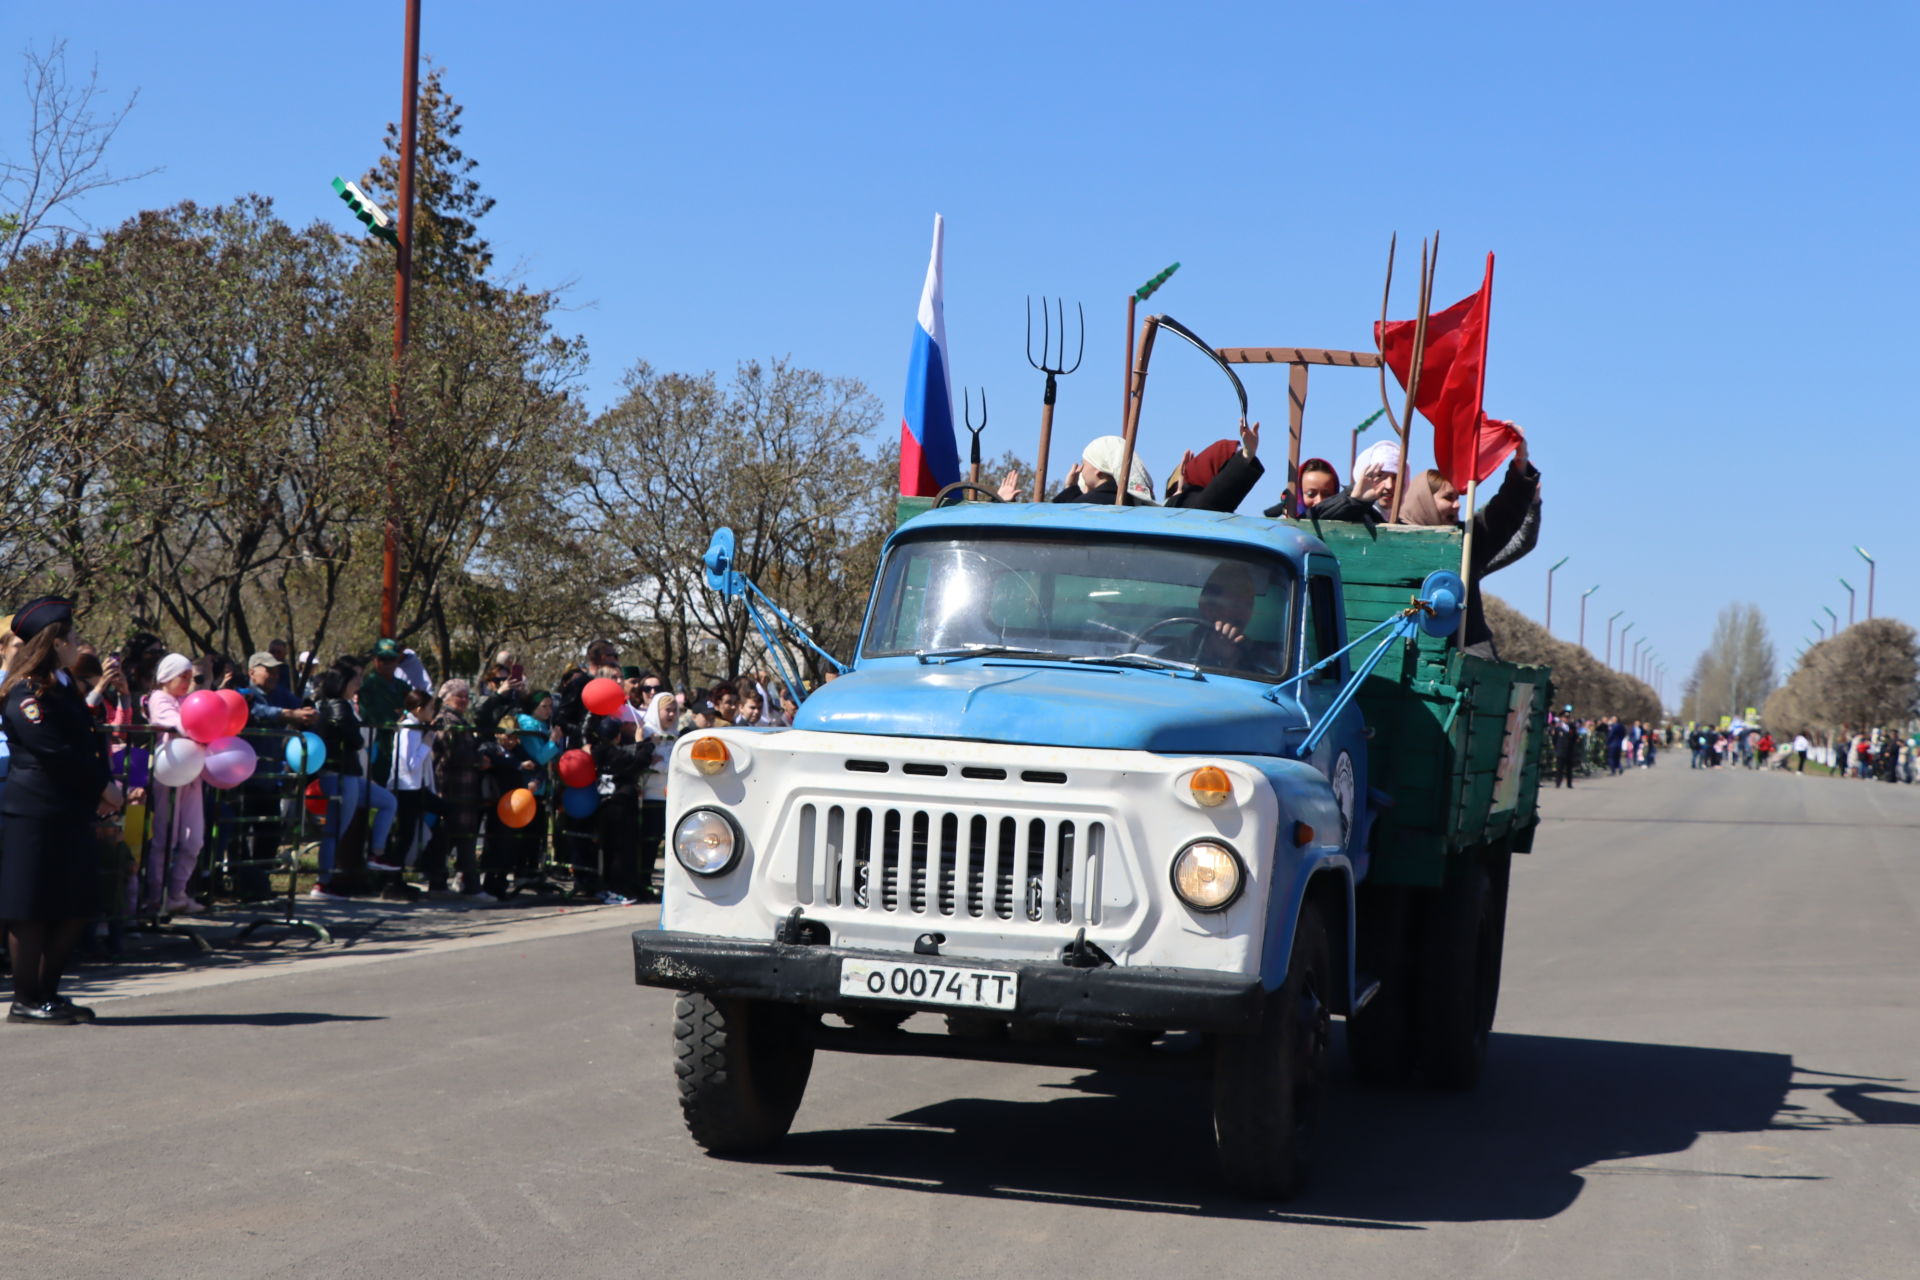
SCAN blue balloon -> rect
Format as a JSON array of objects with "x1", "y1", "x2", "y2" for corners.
[
  {"x1": 561, "y1": 785, "x2": 600, "y2": 819},
  {"x1": 285, "y1": 731, "x2": 327, "y2": 775}
]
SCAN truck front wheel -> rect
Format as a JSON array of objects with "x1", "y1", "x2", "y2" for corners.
[
  {"x1": 672, "y1": 992, "x2": 817, "y2": 1155},
  {"x1": 1211, "y1": 904, "x2": 1333, "y2": 1199}
]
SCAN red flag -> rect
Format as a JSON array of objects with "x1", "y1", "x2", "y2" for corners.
[{"x1": 1374, "y1": 253, "x2": 1516, "y2": 487}]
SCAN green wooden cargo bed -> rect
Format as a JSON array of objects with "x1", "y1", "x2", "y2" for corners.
[{"x1": 1290, "y1": 519, "x2": 1551, "y2": 887}]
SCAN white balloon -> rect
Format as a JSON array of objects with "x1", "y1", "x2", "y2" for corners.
[{"x1": 152, "y1": 737, "x2": 207, "y2": 788}]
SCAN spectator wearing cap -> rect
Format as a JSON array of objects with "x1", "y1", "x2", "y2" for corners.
[
  {"x1": 232, "y1": 652, "x2": 317, "y2": 898},
  {"x1": 141, "y1": 652, "x2": 210, "y2": 915},
  {"x1": 1, "y1": 597, "x2": 121, "y2": 1023},
  {"x1": 249, "y1": 648, "x2": 300, "y2": 712},
  {"x1": 358, "y1": 639, "x2": 411, "y2": 780}
]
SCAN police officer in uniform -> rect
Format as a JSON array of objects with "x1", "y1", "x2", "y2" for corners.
[{"x1": 0, "y1": 597, "x2": 119, "y2": 1024}]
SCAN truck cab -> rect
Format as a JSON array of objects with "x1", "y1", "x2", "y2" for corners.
[{"x1": 634, "y1": 494, "x2": 1549, "y2": 1197}]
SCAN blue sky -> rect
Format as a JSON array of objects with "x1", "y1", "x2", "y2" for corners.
[{"x1": 9, "y1": 1, "x2": 1917, "y2": 701}]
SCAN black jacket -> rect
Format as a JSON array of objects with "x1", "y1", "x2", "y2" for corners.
[
  {"x1": 312, "y1": 697, "x2": 365, "y2": 778},
  {"x1": 1460, "y1": 461, "x2": 1542, "y2": 651},
  {"x1": 1051, "y1": 479, "x2": 1149, "y2": 507},
  {"x1": 1166, "y1": 452, "x2": 1265, "y2": 514},
  {"x1": 0, "y1": 678, "x2": 110, "y2": 819},
  {"x1": 1280, "y1": 491, "x2": 1382, "y2": 527}
]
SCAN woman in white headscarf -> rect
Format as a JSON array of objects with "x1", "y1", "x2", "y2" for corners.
[{"x1": 1048, "y1": 435, "x2": 1158, "y2": 506}]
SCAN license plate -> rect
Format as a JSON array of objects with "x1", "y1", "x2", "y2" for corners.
[{"x1": 839, "y1": 958, "x2": 1019, "y2": 1012}]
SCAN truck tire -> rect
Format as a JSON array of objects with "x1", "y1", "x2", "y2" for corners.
[
  {"x1": 1211, "y1": 903, "x2": 1333, "y2": 1199},
  {"x1": 672, "y1": 992, "x2": 816, "y2": 1155},
  {"x1": 1418, "y1": 851, "x2": 1509, "y2": 1091}
]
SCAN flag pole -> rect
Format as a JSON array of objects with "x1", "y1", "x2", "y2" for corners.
[{"x1": 1458, "y1": 474, "x2": 1478, "y2": 581}]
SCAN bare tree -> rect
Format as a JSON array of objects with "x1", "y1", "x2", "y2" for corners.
[
  {"x1": 1680, "y1": 604, "x2": 1776, "y2": 723},
  {"x1": 0, "y1": 41, "x2": 157, "y2": 266}
]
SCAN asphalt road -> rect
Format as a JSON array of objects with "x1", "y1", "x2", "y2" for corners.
[{"x1": 4, "y1": 762, "x2": 1917, "y2": 1279}]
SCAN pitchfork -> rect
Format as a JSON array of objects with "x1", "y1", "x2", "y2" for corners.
[
  {"x1": 1026, "y1": 296, "x2": 1084, "y2": 501},
  {"x1": 963, "y1": 386, "x2": 988, "y2": 487}
]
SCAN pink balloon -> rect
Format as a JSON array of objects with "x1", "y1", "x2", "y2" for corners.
[
  {"x1": 178, "y1": 690, "x2": 230, "y2": 744},
  {"x1": 216, "y1": 688, "x2": 250, "y2": 737},
  {"x1": 202, "y1": 735, "x2": 258, "y2": 790}
]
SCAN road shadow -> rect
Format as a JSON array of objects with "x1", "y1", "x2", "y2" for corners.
[
  {"x1": 91, "y1": 1012, "x2": 385, "y2": 1027},
  {"x1": 772, "y1": 1030, "x2": 1896, "y2": 1226}
]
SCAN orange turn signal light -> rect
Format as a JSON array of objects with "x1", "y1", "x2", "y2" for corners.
[
  {"x1": 1189, "y1": 766, "x2": 1233, "y2": 808},
  {"x1": 1292, "y1": 821, "x2": 1315, "y2": 847},
  {"x1": 689, "y1": 737, "x2": 730, "y2": 776}
]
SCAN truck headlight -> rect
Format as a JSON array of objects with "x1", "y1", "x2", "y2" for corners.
[
  {"x1": 1170, "y1": 839, "x2": 1244, "y2": 912},
  {"x1": 674, "y1": 808, "x2": 743, "y2": 876}
]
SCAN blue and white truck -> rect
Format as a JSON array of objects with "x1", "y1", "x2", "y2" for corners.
[{"x1": 632, "y1": 493, "x2": 1550, "y2": 1198}]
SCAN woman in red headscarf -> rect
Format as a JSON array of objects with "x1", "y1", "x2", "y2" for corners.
[{"x1": 1164, "y1": 420, "x2": 1264, "y2": 513}]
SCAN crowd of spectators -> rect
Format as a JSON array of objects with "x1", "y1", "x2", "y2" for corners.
[{"x1": 0, "y1": 625, "x2": 808, "y2": 923}]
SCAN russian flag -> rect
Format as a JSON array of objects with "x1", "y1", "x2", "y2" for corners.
[{"x1": 899, "y1": 214, "x2": 962, "y2": 496}]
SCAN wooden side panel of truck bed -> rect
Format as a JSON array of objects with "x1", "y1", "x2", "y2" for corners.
[{"x1": 1292, "y1": 520, "x2": 1552, "y2": 887}]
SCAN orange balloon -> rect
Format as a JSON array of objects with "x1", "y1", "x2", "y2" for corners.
[{"x1": 497, "y1": 787, "x2": 538, "y2": 829}]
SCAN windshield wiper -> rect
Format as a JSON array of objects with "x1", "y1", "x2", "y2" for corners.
[
  {"x1": 915, "y1": 644, "x2": 1057, "y2": 664},
  {"x1": 1066, "y1": 652, "x2": 1202, "y2": 676}
]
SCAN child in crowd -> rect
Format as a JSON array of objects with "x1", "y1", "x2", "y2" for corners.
[{"x1": 141, "y1": 653, "x2": 207, "y2": 915}]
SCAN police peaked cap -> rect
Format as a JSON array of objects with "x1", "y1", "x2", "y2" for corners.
[{"x1": 10, "y1": 596, "x2": 73, "y2": 640}]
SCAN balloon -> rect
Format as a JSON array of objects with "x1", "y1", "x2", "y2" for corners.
[
  {"x1": 285, "y1": 731, "x2": 327, "y2": 774},
  {"x1": 122, "y1": 800, "x2": 148, "y2": 845},
  {"x1": 497, "y1": 788, "x2": 537, "y2": 829},
  {"x1": 216, "y1": 688, "x2": 250, "y2": 737},
  {"x1": 152, "y1": 738, "x2": 207, "y2": 787},
  {"x1": 202, "y1": 735, "x2": 259, "y2": 789},
  {"x1": 178, "y1": 690, "x2": 230, "y2": 744},
  {"x1": 557, "y1": 749, "x2": 596, "y2": 789},
  {"x1": 582, "y1": 677, "x2": 624, "y2": 716},
  {"x1": 561, "y1": 785, "x2": 600, "y2": 819},
  {"x1": 304, "y1": 780, "x2": 329, "y2": 816}
]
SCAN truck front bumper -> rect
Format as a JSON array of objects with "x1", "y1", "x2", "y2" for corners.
[{"x1": 633, "y1": 929, "x2": 1264, "y2": 1034}]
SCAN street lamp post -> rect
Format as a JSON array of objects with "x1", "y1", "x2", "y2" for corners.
[
  {"x1": 1546, "y1": 556, "x2": 1569, "y2": 635},
  {"x1": 1823, "y1": 605, "x2": 1839, "y2": 638},
  {"x1": 1856, "y1": 546, "x2": 1876, "y2": 619},
  {"x1": 1632, "y1": 636, "x2": 1645, "y2": 679},
  {"x1": 1605, "y1": 609, "x2": 1622, "y2": 667},
  {"x1": 1839, "y1": 577, "x2": 1856, "y2": 627},
  {"x1": 1579, "y1": 584, "x2": 1601, "y2": 651},
  {"x1": 1618, "y1": 621, "x2": 1635, "y2": 672}
]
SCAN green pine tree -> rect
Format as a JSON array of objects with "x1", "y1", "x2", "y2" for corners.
[{"x1": 362, "y1": 59, "x2": 495, "y2": 285}]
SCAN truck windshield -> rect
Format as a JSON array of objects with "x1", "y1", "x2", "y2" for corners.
[{"x1": 862, "y1": 533, "x2": 1294, "y2": 680}]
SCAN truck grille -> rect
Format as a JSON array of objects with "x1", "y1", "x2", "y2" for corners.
[{"x1": 793, "y1": 804, "x2": 1108, "y2": 926}]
